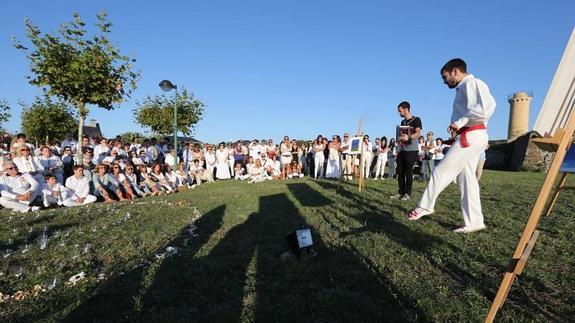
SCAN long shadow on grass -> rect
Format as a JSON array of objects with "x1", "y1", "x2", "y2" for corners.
[
  {"x1": 58, "y1": 205, "x2": 227, "y2": 323},
  {"x1": 314, "y1": 180, "x2": 568, "y2": 320},
  {"x1": 287, "y1": 182, "x2": 332, "y2": 206},
  {"x1": 131, "y1": 193, "x2": 427, "y2": 321}
]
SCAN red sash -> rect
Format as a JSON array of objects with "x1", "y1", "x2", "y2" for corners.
[{"x1": 444, "y1": 124, "x2": 486, "y2": 148}]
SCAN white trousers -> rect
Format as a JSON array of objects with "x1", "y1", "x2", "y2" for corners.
[
  {"x1": 419, "y1": 130, "x2": 488, "y2": 229},
  {"x1": 374, "y1": 156, "x2": 387, "y2": 178},
  {"x1": 0, "y1": 196, "x2": 33, "y2": 212},
  {"x1": 62, "y1": 195, "x2": 98, "y2": 207},
  {"x1": 314, "y1": 154, "x2": 325, "y2": 178},
  {"x1": 341, "y1": 155, "x2": 353, "y2": 180},
  {"x1": 362, "y1": 153, "x2": 372, "y2": 178}
]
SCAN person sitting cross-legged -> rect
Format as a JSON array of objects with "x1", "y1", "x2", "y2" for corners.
[
  {"x1": 0, "y1": 162, "x2": 41, "y2": 212},
  {"x1": 64, "y1": 165, "x2": 98, "y2": 207}
]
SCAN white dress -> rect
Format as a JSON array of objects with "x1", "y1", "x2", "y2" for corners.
[
  {"x1": 325, "y1": 147, "x2": 341, "y2": 178},
  {"x1": 205, "y1": 151, "x2": 216, "y2": 176},
  {"x1": 215, "y1": 149, "x2": 231, "y2": 179}
]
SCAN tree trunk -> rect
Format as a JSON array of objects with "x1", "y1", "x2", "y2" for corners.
[{"x1": 76, "y1": 103, "x2": 86, "y2": 165}]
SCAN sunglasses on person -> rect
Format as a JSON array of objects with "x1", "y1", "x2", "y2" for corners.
[
  {"x1": 4, "y1": 167, "x2": 16, "y2": 170},
  {"x1": 113, "y1": 166, "x2": 120, "y2": 169}
]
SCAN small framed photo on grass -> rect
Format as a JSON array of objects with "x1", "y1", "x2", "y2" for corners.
[{"x1": 349, "y1": 136, "x2": 363, "y2": 155}]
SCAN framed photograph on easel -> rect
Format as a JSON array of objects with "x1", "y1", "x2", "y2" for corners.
[{"x1": 349, "y1": 136, "x2": 363, "y2": 155}]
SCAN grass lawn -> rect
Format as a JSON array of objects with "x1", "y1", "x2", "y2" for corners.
[{"x1": 0, "y1": 170, "x2": 574, "y2": 322}]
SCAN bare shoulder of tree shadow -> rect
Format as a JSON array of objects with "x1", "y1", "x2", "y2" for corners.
[
  {"x1": 57, "y1": 205, "x2": 227, "y2": 323},
  {"x1": 287, "y1": 182, "x2": 333, "y2": 207}
]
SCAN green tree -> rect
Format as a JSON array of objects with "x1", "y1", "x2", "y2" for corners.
[
  {"x1": 118, "y1": 131, "x2": 144, "y2": 143},
  {"x1": 14, "y1": 11, "x2": 139, "y2": 163},
  {"x1": 0, "y1": 99, "x2": 12, "y2": 132},
  {"x1": 20, "y1": 94, "x2": 78, "y2": 145},
  {"x1": 133, "y1": 88, "x2": 205, "y2": 136}
]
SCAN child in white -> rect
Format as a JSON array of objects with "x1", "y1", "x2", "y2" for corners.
[
  {"x1": 64, "y1": 165, "x2": 98, "y2": 207},
  {"x1": 42, "y1": 174, "x2": 69, "y2": 207}
]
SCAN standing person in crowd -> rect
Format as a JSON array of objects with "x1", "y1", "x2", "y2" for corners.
[
  {"x1": 434, "y1": 138, "x2": 447, "y2": 166},
  {"x1": 38, "y1": 146, "x2": 64, "y2": 184},
  {"x1": 215, "y1": 142, "x2": 231, "y2": 180},
  {"x1": 325, "y1": 135, "x2": 341, "y2": 178},
  {"x1": 322, "y1": 138, "x2": 329, "y2": 178},
  {"x1": 181, "y1": 143, "x2": 195, "y2": 171},
  {"x1": 11, "y1": 134, "x2": 35, "y2": 157},
  {"x1": 204, "y1": 144, "x2": 217, "y2": 177},
  {"x1": 279, "y1": 136, "x2": 292, "y2": 179},
  {"x1": 416, "y1": 136, "x2": 425, "y2": 181},
  {"x1": 64, "y1": 165, "x2": 98, "y2": 206},
  {"x1": 340, "y1": 133, "x2": 352, "y2": 181},
  {"x1": 227, "y1": 143, "x2": 235, "y2": 177},
  {"x1": 387, "y1": 138, "x2": 397, "y2": 179},
  {"x1": 312, "y1": 135, "x2": 325, "y2": 179},
  {"x1": 361, "y1": 135, "x2": 373, "y2": 179},
  {"x1": 391, "y1": 101, "x2": 422, "y2": 200},
  {"x1": 421, "y1": 132, "x2": 437, "y2": 181},
  {"x1": 374, "y1": 136, "x2": 389, "y2": 180},
  {"x1": 234, "y1": 141, "x2": 246, "y2": 168},
  {"x1": 0, "y1": 162, "x2": 40, "y2": 212},
  {"x1": 94, "y1": 138, "x2": 110, "y2": 165},
  {"x1": 61, "y1": 132, "x2": 77, "y2": 153},
  {"x1": 290, "y1": 140, "x2": 301, "y2": 170},
  {"x1": 407, "y1": 58, "x2": 495, "y2": 233}
]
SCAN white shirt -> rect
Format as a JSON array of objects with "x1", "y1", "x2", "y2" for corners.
[
  {"x1": 14, "y1": 156, "x2": 44, "y2": 173},
  {"x1": 341, "y1": 139, "x2": 351, "y2": 154},
  {"x1": 61, "y1": 139, "x2": 78, "y2": 153},
  {"x1": 65, "y1": 175, "x2": 92, "y2": 198},
  {"x1": 38, "y1": 156, "x2": 64, "y2": 173},
  {"x1": 0, "y1": 173, "x2": 39, "y2": 199},
  {"x1": 42, "y1": 182, "x2": 70, "y2": 199},
  {"x1": 452, "y1": 74, "x2": 496, "y2": 129}
]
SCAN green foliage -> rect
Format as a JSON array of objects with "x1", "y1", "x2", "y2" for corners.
[
  {"x1": 118, "y1": 131, "x2": 144, "y2": 143},
  {"x1": 0, "y1": 99, "x2": 12, "y2": 131},
  {"x1": 20, "y1": 94, "x2": 78, "y2": 144},
  {"x1": 133, "y1": 88, "x2": 205, "y2": 136},
  {"x1": 14, "y1": 11, "x2": 139, "y2": 114}
]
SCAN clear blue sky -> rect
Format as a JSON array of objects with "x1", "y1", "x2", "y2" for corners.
[{"x1": 1, "y1": 1, "x2": 574, "y2": 143}]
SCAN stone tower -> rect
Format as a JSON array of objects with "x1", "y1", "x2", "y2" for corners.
[{"x1": 508, "y1": 91, "x2": 532, "y2": 142}]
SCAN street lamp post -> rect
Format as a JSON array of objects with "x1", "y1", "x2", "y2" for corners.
[{"x1": 159, "y1": 80, "x2": 178, "y2": 167}]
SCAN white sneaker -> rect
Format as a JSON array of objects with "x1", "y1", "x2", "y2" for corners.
[
  {"x1": 390, "y1": 194, "x2": 402, "y2": 200},
  {"x1": 401, "y1": 194, "x2": 411, "y2": 201},
  {"x1": 31, "y1": 206, "x2": 41, "y2": 212},
  {"x1": 453, "y1": 225, "x2": 486, "y2": 233}
]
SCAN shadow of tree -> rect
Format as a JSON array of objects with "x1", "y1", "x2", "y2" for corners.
[{"x1": 58, "y1": 205, "x2": 227, "y2": 323}]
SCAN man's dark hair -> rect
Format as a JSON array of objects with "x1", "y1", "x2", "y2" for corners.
[
  {"x1": 73, "y1": 164, "x2": 85, "y2": 170},
  {"x1": 441, "y1": 58, "x2": 467, "y2": 73},
  {"x1": 398, "y1": 101, "x2": 411, "y2": 111},
  {"x1": 16, "y1": 133, "x2": 26, "y2": 139}
]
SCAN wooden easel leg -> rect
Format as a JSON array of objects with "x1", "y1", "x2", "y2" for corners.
[
  {"x1": 486, "y1": 273, "x2": 516, "y2": 322},
  {"x1": 545, "y1": 172, "x2": 568, "y2": 217}
]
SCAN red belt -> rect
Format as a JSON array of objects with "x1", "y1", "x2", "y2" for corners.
[{"x1": 445, "y1": 124, "x2": 486, "y2": 148}]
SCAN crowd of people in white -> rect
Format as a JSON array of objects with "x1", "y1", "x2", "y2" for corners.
[{"x1": 0, "y1": 130, "x2": 450, "y2": 213}]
